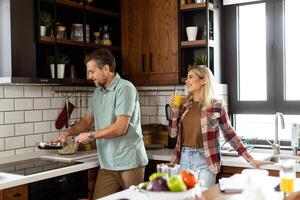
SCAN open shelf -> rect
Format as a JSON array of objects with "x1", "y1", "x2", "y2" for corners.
[
  {"x1": 56, "y1": 0, "x2": 120, "y2": 18},
  {"x1": 40, "y1": 36, "x2": 120, "y2": 51},
  {"x1": 180, "y1": 2, "x2": 213, "y2": 11},
  {"x1": 86, "y1": 6, "x2": 120, "y2": 18},
  {"x1": 56, "y1": 0, "x2": 84, "y2": 9}
]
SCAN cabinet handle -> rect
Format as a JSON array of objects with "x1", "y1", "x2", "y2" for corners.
[
  {"x1": 13, "y1": 192, "x2": 21, "y2": 197},
  {"x1": 142, "y1": 54, "x2": 146, "y2": 72},
  {"x1": 149, "y1": 53, "x2": 153, "y2": 72}
]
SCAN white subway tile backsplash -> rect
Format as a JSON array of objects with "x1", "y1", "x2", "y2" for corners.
[
  {"x1": 0, "y1": 99, "x2": 14, "y2": 111},
  {"x1": 5, "y1": 111, "x2": 24, "y2": 124},
  {"x1": 24, "y1": 86, "x2": 42, "y2": 97},
  {"x1": 157, "y1": 96, "x2": 167, "y2": 106},
  {"x1": 34, "y1": 98, "x2": 51, "y2": 109},
  {"x1": 0, "y1": 125, "x2": 14, "y2": 138},
  {"x1": 25, "y1": 134, "x2": 42, "y2": 147},
  {"x1": 4, "y1": 86, "x2": 24, "y2": 98},
  {"x1": 51, "y1": 98, "x2": 65, "y2": 108},
  {"x1": 25, "y1": 110, "x2": 43, "y2": 122},
  {"x1": 141, "y1": 106, "x2": 157, "y2": 116},
  {"x1": 139, "y1": 96, "x2": 150, "y2": 105},
  {"x1": 0, "y1": 138, "x2": 4, "y2": 151},
  {"x1": 149, "y1": 96, "x2": 158, "y2": 105},
  {"x1": 42, "y1": 86, "x2": 54, "y2": 97},
  {"x1": 34, "y1": 121, "x2": 51, "y2": 133},
  {"x1": 157, "y1": 106, "x2": 166, "y2": 116},
  {"x1": 15, "y1": 123, "x2": 34, "y2": 136},
  {"x1": 0, "y1": 84, "x2": 228, "y2": 154},
  {"x1": 43, "y1": 132, "x2": 59, "y2": 142},
  {"x1": 5, "y1": 136, "x2": 24, "y2": 150},
  {"x1": 149, "y1": 116, "x2": 158, "y2": 124},
  {"x1": 43, "y1": 109, "x2": 59, "y2": 121},
  {"x1": 16, "y1": 147, "x2": 34, "y2": 155},
  {"x1": 15, "y1": 99, "x2": 33, "y2": 110},
  {"x1": 0, "y1": 86, "x2": 3, "y2": 98},
  {"x1": 141, "y1": 116, "x2": 150, "y2": 125},
  {"x1": 0, "y1": 112, "x2": 3, "y2": 124},
  {"x1": 0, "y1": 150, "x2": 15, "y2": 158}
]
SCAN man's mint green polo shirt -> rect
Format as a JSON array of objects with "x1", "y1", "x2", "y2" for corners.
[{"x1": 87, "y1": 73, "x2": 148, "y2": 170}]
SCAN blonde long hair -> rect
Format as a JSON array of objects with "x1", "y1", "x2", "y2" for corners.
[{"x1": 185, "y1": 65, "x2": 216, "y2": 107}]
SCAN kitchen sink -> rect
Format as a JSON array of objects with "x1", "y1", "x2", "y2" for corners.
[{"x1": 266, "y1": 154, "x2": 300, "y2": 164}]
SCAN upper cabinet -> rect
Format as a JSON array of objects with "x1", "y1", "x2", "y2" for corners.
[
  {"x1": 0, "y1": 0, "x2": 121, "y2": 85},
  {"x1": 179, "y1": 0, "x2": 222, "y2": 83},
  {"x1": 36, "y1": 0, "x2": 121, "y2": 85},
  {"x1": 121, "y1": 0, "x2": 179, "y2": 86}
]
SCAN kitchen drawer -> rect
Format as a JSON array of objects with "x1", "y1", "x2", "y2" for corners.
[
  {"x1": 0, "y1": 190, "x2": 3, "y2": 200},
  {"x1": 3, "y1": 185, "x2": 28, "y2": 200}
]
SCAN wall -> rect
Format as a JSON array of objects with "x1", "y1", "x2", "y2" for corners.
[{"x1": 0, "y1": 84, "x2": 227, "y2": 157}]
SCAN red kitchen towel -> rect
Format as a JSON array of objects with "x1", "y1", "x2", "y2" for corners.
[{"x1": 55, "y1": 102, "x2": 75, "y2": 130}]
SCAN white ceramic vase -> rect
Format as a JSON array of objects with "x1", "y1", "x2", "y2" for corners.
[
  {"x1": 40, "y1": 26, "x2": 46, "y2": 36},
  {"x1": 57, "y1": 64, "x2": 65, "y2": 79},
  {"x1": 186, "y1": 26, "x2": 198, "y2": 41}
]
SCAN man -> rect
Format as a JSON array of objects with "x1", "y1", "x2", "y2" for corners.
[{"x1": 52, "y1": 48, "x2": 148, "y2": 199}]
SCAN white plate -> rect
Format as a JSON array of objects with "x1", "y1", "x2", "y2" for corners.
[{"x1": 134, "y1": 183, "x2": 198, "y2": 200}]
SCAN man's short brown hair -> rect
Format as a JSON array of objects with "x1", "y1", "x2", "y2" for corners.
[{"x1": 84, "y1": 48, "x2": 116, "y2": 72}]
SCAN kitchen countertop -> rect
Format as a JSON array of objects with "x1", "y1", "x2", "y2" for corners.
[
  {"x1": 147, "y1": 148, "x2": 300, "y2": 172},
  {"x1": 0, "y1": 149, "x2": 99, "y2": 190},
  {"x1": 0, "y1": 147, "x2": 299, "y2": 190}
]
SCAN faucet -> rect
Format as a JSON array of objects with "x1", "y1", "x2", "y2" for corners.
[{"x1": 273, "y1": 112, "x2": 285, "y2": 154}]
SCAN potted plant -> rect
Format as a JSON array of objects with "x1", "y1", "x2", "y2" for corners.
[
  {"x1": 48, "y1": 54, "x2": 70, "y2": 79},
  {"x1": 195, "y1": 54, "x2": 207, "y2": 67},
  {"x1": 40, "y1": 12, "x2": 53, "y2": 36}
]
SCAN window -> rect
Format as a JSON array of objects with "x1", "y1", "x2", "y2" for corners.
[
  {"x1": 224, "y1": 0, "x2": 300, "y2": 140},
  {"x1": 285, "y1": 0, "x2": 300, "y2": 100},
  {"x1": 238, "y1": 3, "x2": 267, "y2": 101}
]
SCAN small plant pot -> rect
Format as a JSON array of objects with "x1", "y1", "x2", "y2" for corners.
[
  {"x1": 40, "y1": 26, "x2": 47, "y2": 36},
  {"x1": 57, "y1": 64, "x2": 65, "y2": 79}
]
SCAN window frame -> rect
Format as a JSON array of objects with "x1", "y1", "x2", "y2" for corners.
[{"x1": 224, "y1": 0, "x2": 300, "y2": 115}]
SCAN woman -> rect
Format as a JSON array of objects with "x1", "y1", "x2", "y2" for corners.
[{"x1": 169, "y1": 65, "x2": 271, "y2": 187}]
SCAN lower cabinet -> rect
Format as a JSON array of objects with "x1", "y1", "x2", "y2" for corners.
[
  {"x1": 0, "y1": 168, "x2": 99, "y2": 200},
  {"x1": 2, "y1": 185, "x2": 28, "y2": 200}
]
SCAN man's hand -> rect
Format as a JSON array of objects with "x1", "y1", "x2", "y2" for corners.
[
  {"x1": 75, "y1": 132, "x2": 91, "y2": 144},
  {"x1": 50, "y1": 131, "x2": 69, "y2": 143}
]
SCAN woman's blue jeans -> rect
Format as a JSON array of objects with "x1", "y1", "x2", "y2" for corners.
[{"x1": 179, "y1": 147, "x2": 216, "y2": 188}]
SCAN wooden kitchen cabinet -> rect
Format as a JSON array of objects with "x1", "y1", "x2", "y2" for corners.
[
  {"x1": 121, "y1": 0, "x2": 179, "y2": 86},
  {"x1": 3, "y1": 185, "x2": 28, "y2": 200}
]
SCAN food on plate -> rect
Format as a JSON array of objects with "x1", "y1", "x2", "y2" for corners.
[
  {"x1": 166, "y1": 175, "x2": 187, "y2": 192},
  {"x1": 140, "y1": 169, "x2": 198, "y2": 192},
  {"x1": 149, "y1": 172, "x2": 168, "y2": 181},
  {"x1": 146, "y1": 177, "x2": 169, "y2": 191},
  {"x1": 58, "y1": 141, "x2": 79, "y2": 155},
  {"x1": 180, "y1": 169, "x2": 198, "y2": 188}
]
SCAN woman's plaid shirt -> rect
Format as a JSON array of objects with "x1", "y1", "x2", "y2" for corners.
[{"x1": 169, "y1": 99, "x2": 253, "y2": 174}]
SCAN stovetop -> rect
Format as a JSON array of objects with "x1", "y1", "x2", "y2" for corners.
[{"x1": 0, "y1": 158, "x2": 82, "y2": 176}]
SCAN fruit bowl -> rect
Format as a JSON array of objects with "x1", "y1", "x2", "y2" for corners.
[{"x1": 134, "y1": 183, "x2": 198, "y2": 200}]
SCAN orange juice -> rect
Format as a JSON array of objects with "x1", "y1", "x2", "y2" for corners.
[
  {"x1": 174, "y1": 96, "x2": 183, "y2": 107},
  {"x1": 281, "y1": 178, "x2": 294, "y2": 193}
]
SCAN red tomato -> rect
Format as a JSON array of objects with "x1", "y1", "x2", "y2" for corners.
[{"x1": 180, "y1": 169, "x2": 198, "y2": 188}]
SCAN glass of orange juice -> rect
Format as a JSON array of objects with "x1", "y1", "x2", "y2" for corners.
[
  {"x1": 280, "y1": 159, "x2": 295, "y2": 193},
  {"x1": 174, "y1": 89, "x2": 184, "y2": 108}
]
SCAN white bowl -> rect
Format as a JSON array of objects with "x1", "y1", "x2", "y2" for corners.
[{"x1": 135, "y1": 183, "x2": 198, "y2": 200}]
